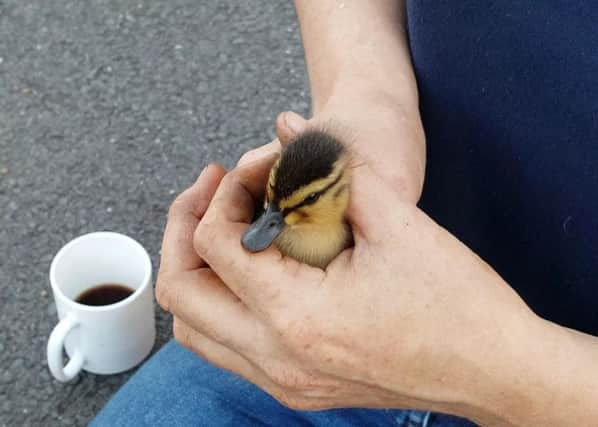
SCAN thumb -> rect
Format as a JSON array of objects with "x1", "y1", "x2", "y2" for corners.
[
  {"x1": 276, "y1": 111, "x2": 308, "y2": 146},
  {"x1": 347, "y1": 163, "x2": 401, "y2": 244}
]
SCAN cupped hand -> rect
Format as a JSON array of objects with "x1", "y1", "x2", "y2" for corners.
[
  {"x1": 156, "y1": 148, "x2": 536, "y2": 418},
  {"x1": 238, "y1": 84, "x2": 426, "y2": 204},
  {"x1": 310, "y1": 85, "x2": 426, "y2": 203}
]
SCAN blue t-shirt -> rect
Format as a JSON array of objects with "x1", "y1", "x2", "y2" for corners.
[{"x1": 407, "y1": 1, "x2": 598, "y2": 335}]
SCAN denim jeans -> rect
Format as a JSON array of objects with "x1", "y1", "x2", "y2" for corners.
[{"x1": 91, "y1": 341, "x2": 478, "y2": 427}]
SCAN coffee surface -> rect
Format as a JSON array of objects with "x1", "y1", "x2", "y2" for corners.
[{"x1": 75, "y1": 283, "x2": 134, "y2": 306}]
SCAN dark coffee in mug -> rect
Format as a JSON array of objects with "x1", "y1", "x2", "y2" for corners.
[{"x1": 76, "y1": 284, "x2": 134, "y2": 306}]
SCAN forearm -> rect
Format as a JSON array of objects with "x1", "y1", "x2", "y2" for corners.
[
  {"x1": 294, "y1": 1, "x2": 425, "y2": 202},
  {"x1": 460, "y1": 312, "x2": 598, "y2": 426},
  {"x1": 294, "y1": 0, "x2": 419, "y2": 115}
]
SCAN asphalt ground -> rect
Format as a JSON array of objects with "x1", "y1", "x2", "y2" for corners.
[{"x1": 0, "y1": 1, "x2": 309, "y2": 425}]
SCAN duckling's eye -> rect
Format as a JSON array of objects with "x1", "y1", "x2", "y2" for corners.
[{"x1": 304, "y1": 192, "x2": 319, "y2": 204}]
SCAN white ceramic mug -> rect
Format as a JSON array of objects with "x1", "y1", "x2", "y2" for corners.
[{"x1": 47, "y1": 232, "x2": 155, "y2": 382}]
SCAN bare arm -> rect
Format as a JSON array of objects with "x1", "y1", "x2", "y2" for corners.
[
  {"x1": 295, "y1": 0, "x2": 418, "y2": 112},
  {"x1": 293, "y1": 0, "x2": 425, "y2": 203},
  {"x1": 470, "y1": 318, "x2": 598, "y2": 426},
  {"x1": 296, "y1": 2, "x2": 598, "y2": 425},
  {"x1": 161, "y1": 152, "x2": 598, "y2": 427},
  {"x1": 162, "y1": 3, "x2": 598, "y2": 427}
]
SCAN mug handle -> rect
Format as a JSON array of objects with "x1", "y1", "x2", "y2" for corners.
[{"x1": 47, "y1": 314, "x2": 86, "y2": 382}]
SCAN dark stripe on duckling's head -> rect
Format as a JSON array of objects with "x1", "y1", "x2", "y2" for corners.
[
  {"x1": 272, "y1": 130, "x2": 345, "y2": 202},
  {"x1": 280, "y1": 172, "x2": 343, "y2": 217}
]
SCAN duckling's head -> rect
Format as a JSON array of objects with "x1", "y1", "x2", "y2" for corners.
[{"x1": 241, "y1": 130, "x2": 351, "y2": 255}]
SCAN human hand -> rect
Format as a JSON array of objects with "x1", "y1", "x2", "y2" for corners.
[
  {"x1": 310, "y1": 82, "x2": 426, "y2": 203},
  {"x1": 156, "y1": 150, "x2": 537, "y2": 422},
  {"x1": 238, "y1": 87, "x2": 426, "y2": 203}
]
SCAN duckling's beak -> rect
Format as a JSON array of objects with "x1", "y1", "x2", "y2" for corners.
[{"x1": 241, "y1": 204, "x2": 286, "y2": 253}]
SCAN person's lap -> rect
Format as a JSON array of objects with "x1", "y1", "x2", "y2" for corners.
[{"x1": 91, "y1": 340, "x2": 477, "y2": 427}]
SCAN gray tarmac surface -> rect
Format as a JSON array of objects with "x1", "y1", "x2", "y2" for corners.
[{"x1": 0, "y1": 1, "x2": 309, "y2": 425}]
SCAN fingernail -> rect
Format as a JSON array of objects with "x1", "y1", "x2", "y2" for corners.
[{"x1": 283, "y1": 111, "x2": 307, "y2": 135}]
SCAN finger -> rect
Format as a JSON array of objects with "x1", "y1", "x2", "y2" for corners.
[
  {"x1": 276, "y1": 111, "x2": 308, "y2": 146},
  {"x1": 172, "y1": 319, "x2": 347, "y2": 411},
  {"x1": 205, "y1": 153, "x2": 279, "y2": 224},
  {"x1": 159, "y1": 164, "x2": 227, "y2": 273},
  {"x1": 173, "y1": 317, "x2": 277, "y2": 393},
  {"x1": 194, "y1": 157, "x2": 323, "y2": 310},
  {"x1": 175, "y1": 319, "x2": 389, "y2": 411},
  {"x1": 157, "y1": 268, "x2": 263, "y2": 353},
  {"x1": 237, "y1": 140, "x2": 281, "y2": 167},
  {"x1": 236, "y1": 111, "x2": 308, "y2": 169}
]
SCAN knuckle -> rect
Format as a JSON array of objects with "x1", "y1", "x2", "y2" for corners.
[
  {"x1": 172, "y1": 319, "x2": 192, "y2": 349},
  {"x1": 298, "y1": 401, "x2": 325, "y2": 411},
  {"x1": 167, "y1": 193, "x2": 188, "y2": 218},
  {"x1": 156, "y1": 271, "x2": 184, "y2": 315},
  {"x1": 274, "y1": 392, "x2": 305, "y2": 411},
  {"x1": 273, "y1": 389, "x2": 320, "y2": 411},
  {"x1": 238, "y1": 143, "x2": 278, "y2": 167},
  {"x1": 237, "y1": 149, "x2": 258, "y2": 166},
  {"x1": 268, "y1": 373, "x2": 333, "y2": 410},
  {"x1": 262, "y1": 362, "x2": 311, "y2": 391},
  {"x1": 193, "y1": 221, "x2": 214, "y2": 258},
  {"x1": 154, "y1": 271, "x2": 172, "y2": 311},
  {"x1": 221, "y1": 169, "x2": 242, "y2": 189}
]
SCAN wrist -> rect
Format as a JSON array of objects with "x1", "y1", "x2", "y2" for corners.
[
  {"x1": 315, "y1": 80, "x2": 425, "y2": 203},
  {"x1": 459, "y1": 309, "x2": 598, "y2": 426},
  {"x1": 460, "y1": 310, "x2": 552, "y2": 426},
  {"x1": 313, "y1": 76, "x2": 419, "y2": 121},
  {"x1": 380, "y1": 276, "x2": 551, "y2": 425}
]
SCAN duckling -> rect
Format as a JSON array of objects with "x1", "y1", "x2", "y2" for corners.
[{"x1": 241, "y1": 130, "x2": 352, "y2": 269}]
